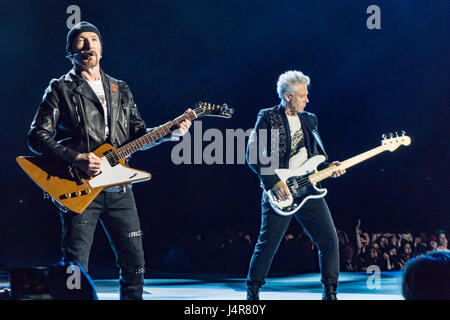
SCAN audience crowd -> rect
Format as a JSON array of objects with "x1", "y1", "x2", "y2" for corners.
[{"x1": 155, "y1": 220, "x2": 449, "y2": 274}]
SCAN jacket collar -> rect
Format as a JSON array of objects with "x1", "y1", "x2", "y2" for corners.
[
  {"x1": 102, "y1": 70, "x2": 120, "y2": 139},
  {"x1": 65, "y1": 67, "x2": 102, "y2": 106},
  {"x1": 63, "y1": 67, "x2": 120, "y2": 141},
  {"x1": 275, "y1": 104, "x2": 327, "y2": 159},
  {"x1": 64, "y1": 68, "x2": 118, "y2": 117}
]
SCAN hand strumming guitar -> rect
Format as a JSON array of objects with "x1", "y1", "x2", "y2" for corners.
[
  {"x1": 271, "y1": 181, "x2": 292, "y2": 201},
  {"x1": 74, "y1": 152, "x2": 104, "y2": 176}
]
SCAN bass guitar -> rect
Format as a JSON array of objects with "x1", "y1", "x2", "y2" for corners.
[{"x1": 266, "y1": 131, "x2": 411, "y2": 216}]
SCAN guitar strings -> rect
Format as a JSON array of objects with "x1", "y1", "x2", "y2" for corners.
[
  {"x1": 104, "y1": 108, "x2": 202, "y2": 163},
  {"x1": 286, "y1": 173, "x2": 327, "y2": 189},
  {"x1": 104, "y1": 104, "x2": 228, "y2": 163},
  {"x1": 285, "y1": 171, "x2": 331, "y2": 191},
  {"x1": 285, "y1": 167, "x2": 334, "y2": 190},
  {"x1": 286, "y1": 177, "x2": 311, "y2": 190}
]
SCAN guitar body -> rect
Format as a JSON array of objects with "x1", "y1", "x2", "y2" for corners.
[
  {"x1": 265, "y1": 155, "x2": 328, "y2": 216},
  {"x1": 17, "y1": 103, "x2": 234, "y2": 214},
  {"x1": 16, "y1": 143, "x2": 151, "y2": 214},
  {"x1": 264, "y1": 132, "x2": 412, "y2": 216}
]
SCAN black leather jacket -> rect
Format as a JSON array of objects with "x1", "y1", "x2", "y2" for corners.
[{"x1": 28, "y1": 68, "x2": 169, "y2": 164}]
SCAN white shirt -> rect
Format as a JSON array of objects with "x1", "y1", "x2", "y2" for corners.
[
  {"x1": 287, "y1": 115, "x2": 308, "y2": 169},
  {"x1": 87, "y1": 79, "x2": 109, "y2": 138}
]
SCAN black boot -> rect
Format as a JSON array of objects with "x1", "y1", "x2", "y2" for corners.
[
  {"x1": 322, "y1": 283, "x2": 337, "y2": 300},
  {"x1": 247, "y1": 285, "x2": 260, "y2": 300}
]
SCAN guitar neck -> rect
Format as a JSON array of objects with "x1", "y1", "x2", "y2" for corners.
[
  {"x1": 112, "y1": 111, "x2": 197, "y2": 160},
  {"x1": 309, "y1": 145, "x2": 387, "y2": 184}
]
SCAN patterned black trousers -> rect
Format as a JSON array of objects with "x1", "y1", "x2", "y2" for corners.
[{"x1": 59, "y1": 187, "x2": 145, "y2": 300}]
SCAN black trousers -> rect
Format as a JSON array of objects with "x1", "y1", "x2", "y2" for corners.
[
  {"x1": 59, "y1": 188, "x2": 145, "y2": 300},
  {"x1": 247, "y1": 197, "x2": 339, "y2": 288}
]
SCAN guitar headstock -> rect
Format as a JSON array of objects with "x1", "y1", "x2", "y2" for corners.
[
  {"x1": 381, "y1": 130, "x2": 411, "y2": 151},
  {"x1": 193, "y1": 102, "x2": 234, "y2": 119}
]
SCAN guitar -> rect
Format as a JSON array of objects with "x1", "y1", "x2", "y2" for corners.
[
  {"x1": 266, "y1": 131, "x2": 411, "y2": 216},
  {"x1": 17, "y1": 102, "x2": 234, "y2": 214}
]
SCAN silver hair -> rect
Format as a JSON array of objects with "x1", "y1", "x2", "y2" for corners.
[{"x1": 276, "y1": 70, "x2": 310, "y2": 102}]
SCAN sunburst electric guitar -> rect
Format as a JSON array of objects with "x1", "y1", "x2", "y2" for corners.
[
  {"x1": 266, "y1": 132, "x2": 411, "y2": 216},
  {"x1": 17, "y1": 102, "x2": 234, "y2": 214}
]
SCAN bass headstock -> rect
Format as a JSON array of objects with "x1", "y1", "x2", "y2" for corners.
[{"x1": 381, "y1": 130, "x2": 411, "y2": 151}]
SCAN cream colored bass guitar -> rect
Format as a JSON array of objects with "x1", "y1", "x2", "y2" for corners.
[{"x1": 266, "y1": 132, "x2": 411, "y2": 216}]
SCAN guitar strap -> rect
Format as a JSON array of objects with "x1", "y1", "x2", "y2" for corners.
[
  {"x1": 105, "y1": 75, "x2": 120, "y2": 142},
  {"x1": 311, "y1": 129, "x2": 328, "y2": 159},
  {"x1": 301, "y1": 113, "x2": 328, "y2": 160}
]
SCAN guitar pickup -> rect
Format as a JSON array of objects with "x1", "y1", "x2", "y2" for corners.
[{"x1": 104, "y1": 149, "x2": 119, "y2": 167}]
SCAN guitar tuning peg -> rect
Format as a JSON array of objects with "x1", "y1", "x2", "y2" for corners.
[
  {"x1": 395, "y1": 131, "x2": 399, "y2": 137},
  {"x1": 388, "y1": 132, "x2": 394, "y2": 138},
  {"x1": 382, "y1": 133, "x2": 387, "y2": 140},
  {"x1": 400, "y1": 130, "x2": 405, "y2": 136}
]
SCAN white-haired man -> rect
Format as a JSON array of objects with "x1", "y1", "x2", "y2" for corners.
[{"x1": 245, "y1": 70, "x2": 345, "y2": 300}]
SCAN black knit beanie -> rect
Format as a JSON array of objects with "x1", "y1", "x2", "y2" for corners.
[{"x1": 66, "y1": 21, "x2": 102, "y2": 55}]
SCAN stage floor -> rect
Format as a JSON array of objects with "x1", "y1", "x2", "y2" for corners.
[{"x1": 91, "y1": 272, "x2": 404, "y2": 300}]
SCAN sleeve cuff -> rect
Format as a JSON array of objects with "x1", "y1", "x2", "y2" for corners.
[
  {"x1": 61, "y1": 148, "x2": 81, "y2": 165},
  {"x1": 261, "y1": 174, "x2": 281, "y2": 191}
]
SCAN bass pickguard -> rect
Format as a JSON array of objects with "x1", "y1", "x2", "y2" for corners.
[
  {"x1": 278, "y1": 175, "x2": 326, "y2": 213},
  {"x1": 266, "y1": 155, "x2": 328, "y2": 216},
  {"x1": 286, "y1": 175, "x2": 322, "y2": 199}
]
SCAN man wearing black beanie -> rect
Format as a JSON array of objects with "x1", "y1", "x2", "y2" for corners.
[
  {"x1": 27, "y1": 22, "x2": 192, "y2": 300},
  {"x1": 66, "y1": 21, "x2": 102, "y2": 57}
]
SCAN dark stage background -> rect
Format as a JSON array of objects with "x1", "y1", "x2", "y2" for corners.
[{"x1": 0, "y1": 0, "x2": 448, "y2": 273}]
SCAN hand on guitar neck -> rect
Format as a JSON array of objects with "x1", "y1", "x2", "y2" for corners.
[
  {"x1": 329, "y1": 161, "x2": 346, "y2": 178},
  {"x1": 170, "y1": 108, "x2": 192, "y2": 140}
]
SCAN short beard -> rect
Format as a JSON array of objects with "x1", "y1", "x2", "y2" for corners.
[
  {"x1": 86, "y1": 56, "x2": 98, "y2": 67},
  {"x1": 73, "y1": 53, "x2": 99, "y2": 69}
]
